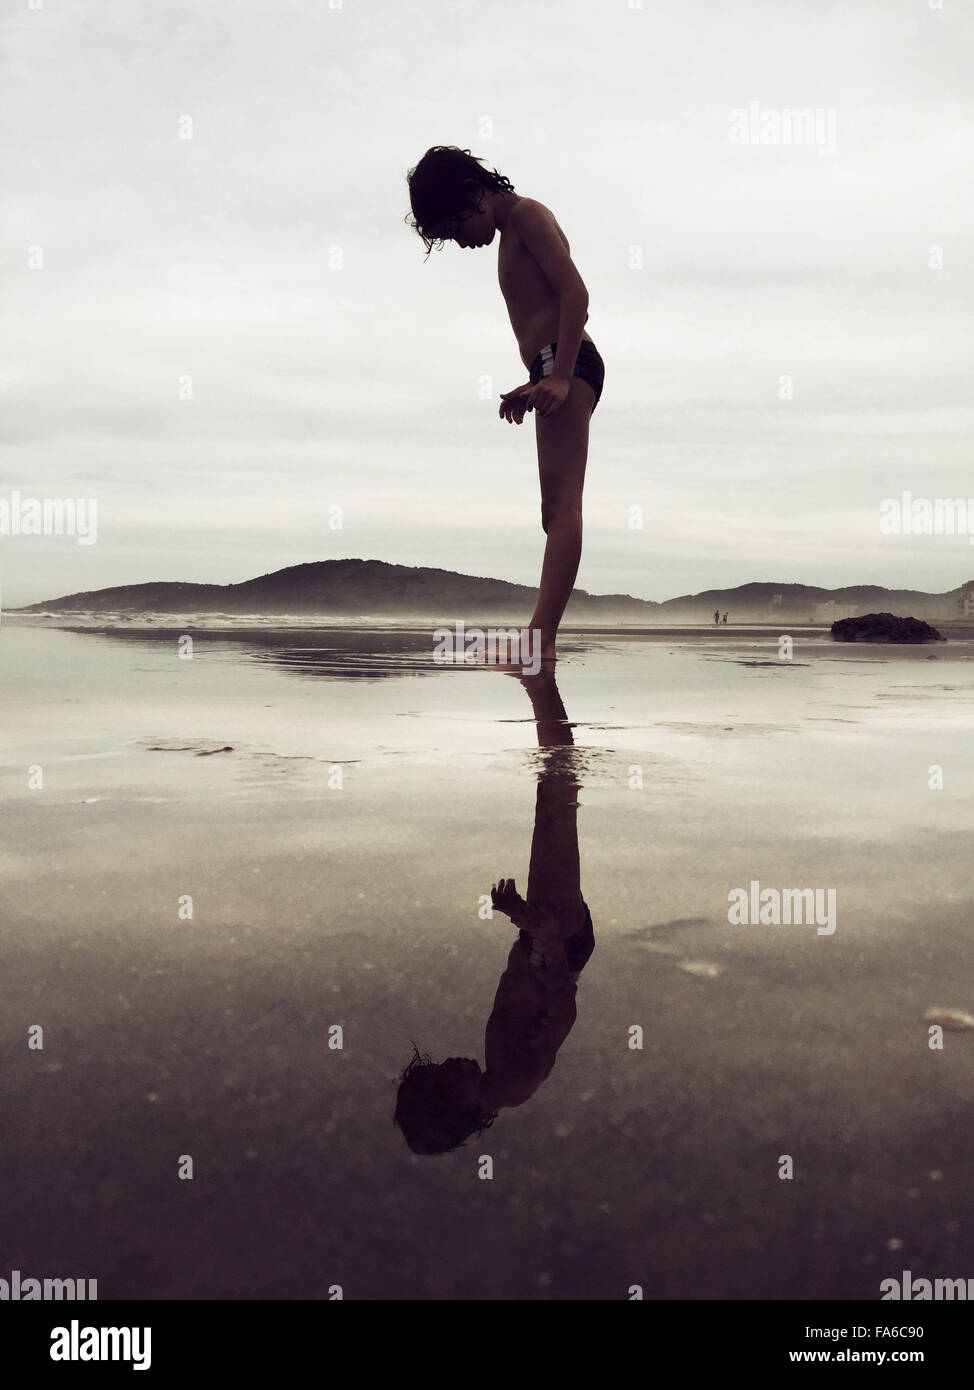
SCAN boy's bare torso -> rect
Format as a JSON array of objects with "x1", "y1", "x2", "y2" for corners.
[{"x1": 498, "y1": 197, "x2": 593, "y2": 369}]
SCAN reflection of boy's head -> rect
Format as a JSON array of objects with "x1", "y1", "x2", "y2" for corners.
[{"x1": 393, "y1": 1047, "x2": 498, "y2": 1155}]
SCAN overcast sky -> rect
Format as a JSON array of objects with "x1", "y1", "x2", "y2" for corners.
[{"x1": 2, "y1": 0, "x2": 973, "y2": 608}]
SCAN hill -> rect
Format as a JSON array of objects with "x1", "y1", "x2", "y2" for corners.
[{"x1": 15, "y1": 562, "x2": 972, "y2": 624}]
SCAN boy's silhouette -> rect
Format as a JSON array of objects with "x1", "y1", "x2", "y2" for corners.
[{"x1": 406, "y1": 147, "x2": 604, "y2": 663}]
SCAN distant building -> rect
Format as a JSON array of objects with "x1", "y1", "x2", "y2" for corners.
[
  {"x1": 812, "y1": 600, "x2": 858, "y2": 623},
  {"x1": 764, "y1": 592, "x2": 783, "y2": 620},
  {"x1": 959, "y1": 581, "x2": 974, "y2": 618}
]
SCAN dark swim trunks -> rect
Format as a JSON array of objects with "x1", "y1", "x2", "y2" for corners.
[
  {"x1": 518, "y1": 898, "x2": 596, "y2": 975},
  {"x1": 528, "y1": 340, "x2": 604, "y2": 414}
]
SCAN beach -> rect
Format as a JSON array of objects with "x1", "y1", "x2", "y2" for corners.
[{"x1": 2, "y1": 619, "x2": 973, "y2": 1299}]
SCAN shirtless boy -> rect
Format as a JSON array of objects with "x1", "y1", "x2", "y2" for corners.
[{"x1": 406, "y1": 146, "x2": 604, "y2": 663}]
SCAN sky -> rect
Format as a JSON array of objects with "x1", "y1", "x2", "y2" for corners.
[{"x1": 2, "y1": 0, "x2": 973, "y2": 608}]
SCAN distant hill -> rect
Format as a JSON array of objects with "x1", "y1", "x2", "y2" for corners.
[
  {"x1": 13, "y1": 559, "x2": 661, "y2": 622},
  {"x1": 658, "y1": 580, "x2": 968, "y2": 623},
  {"x1": 13, "y1": 562, "x2": 972, "y2": 624}
]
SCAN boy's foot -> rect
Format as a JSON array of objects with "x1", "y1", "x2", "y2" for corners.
[
  {"x1": 467, "y1": 630, "x2": 551, "y2": 670},
  {"x1": 525, "y1": 619, "x2": 558, "y2": 665},
  {"x1": 468, "y1": 641, "x2": 529, "y2": 671}
]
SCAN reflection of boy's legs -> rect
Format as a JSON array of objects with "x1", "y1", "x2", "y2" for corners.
[
  {"x1": 518, "y1": 670, "x2": 594, "y2": 971},
  {"x1": 526, "y1": 777, "x2": 587, "y2": 939},
  {"x1": 520, "y1": 668, "x2": 572, "y2": 747}
]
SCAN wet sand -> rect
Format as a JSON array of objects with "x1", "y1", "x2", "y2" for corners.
[{"x1": 1, "y1": 622, "x2": 972, "y2": 1298}]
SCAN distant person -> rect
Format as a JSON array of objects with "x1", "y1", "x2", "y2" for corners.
[
  {"x1": 714, "y1": 608, "x2": 720, "y2": 625},
  {"x1": 722, "y1": 611, "x2": 728, "y2": 624},
  {"x1": 394, "y1": 670, "x2": 594, "y2": 1154},
  {"x1": 406, "y1": 147, "x2": 604, "y2": 666}
]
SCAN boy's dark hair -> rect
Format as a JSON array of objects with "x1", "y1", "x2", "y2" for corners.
[
  {"x1": 405, "y1": 146, "x2": 515, "y2": 258},
  {"x1": 392, "y1": 1045, "x2": 498, "y2": 1155}
]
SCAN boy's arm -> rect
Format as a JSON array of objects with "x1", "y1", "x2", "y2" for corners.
[{"x1": 514, "y1": 201, "x2": 589, "y2": 383}]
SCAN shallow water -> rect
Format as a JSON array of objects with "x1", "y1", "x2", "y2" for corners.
[{"x1": 1, "y1": 622, "x2": 973, "y2": 1298}]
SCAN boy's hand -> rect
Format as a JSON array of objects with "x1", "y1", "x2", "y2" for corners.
[
  {"x1": 525, "y1": 376, "x2": 570, "y2": 419},
  {"x1": 491, "y1": 877, "x2": 529, "y2": 924},
  {"x1": 498, "y1": 384, "x2": 534, "y2": 424}
]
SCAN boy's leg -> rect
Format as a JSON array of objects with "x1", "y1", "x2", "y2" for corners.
[{"x1": 528, "y1": 376, "x2": 594, "y2": 657}]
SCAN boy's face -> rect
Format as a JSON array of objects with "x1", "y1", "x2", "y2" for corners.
[{"x1": 438, "y1": 190, "x2": 496, "y2": 249}]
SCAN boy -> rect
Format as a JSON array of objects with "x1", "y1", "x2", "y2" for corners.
[{"x1": 406, "y1": 146, "x2": 604, "y2": 663}]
